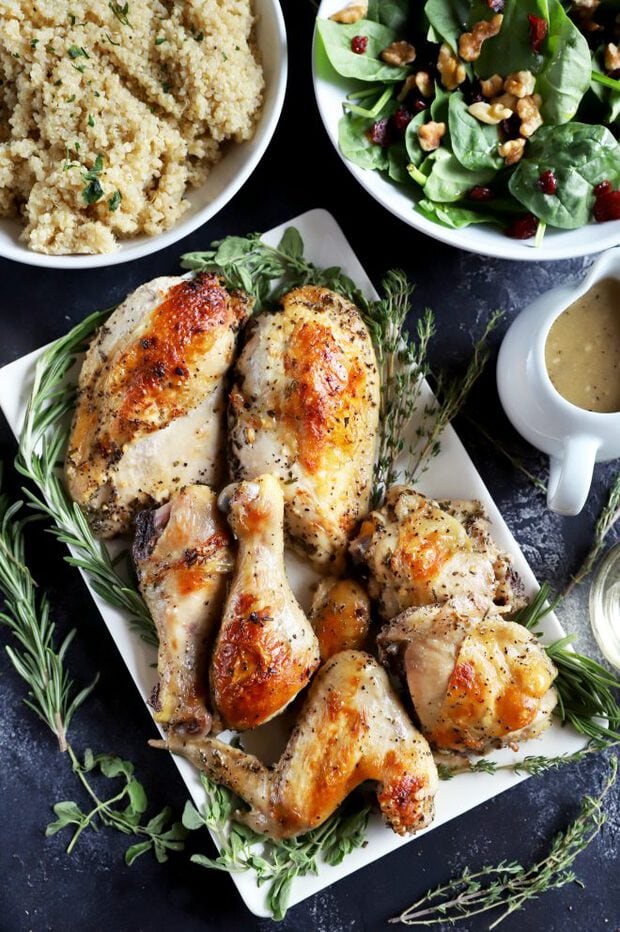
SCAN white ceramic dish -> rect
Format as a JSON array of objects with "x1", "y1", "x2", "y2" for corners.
[
  {"x1": 0, "y1": 209, "x2": 584, "y2": 918},
  {"x1": 0, "y1": 0, "x2": 287, "y2": 270},
  {"x1": 312, "y1": 0, "x2": 620, "y2": 262},
  {"x1": 497, "y1": 246, "x2": 620, "y2": 516}
]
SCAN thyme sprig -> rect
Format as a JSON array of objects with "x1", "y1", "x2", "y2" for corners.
[
  {"x1": 566, "y1": 470, "x2": 620, "y2": 595},
  {"x1": 16, "y1": 310, "x2": 157, "y2": 646},
  {"x1": 0, "y1": 487, "x2": 184, "y2": 863},
  {"x1": 391, "y1": 757, "x2": 617, "y2": 928},
  {"x1": 437, "y1": 739, "x2": 615, "y2": 781},
  {"x1": 183, "y1": 772, "x2": 369, "y2": 920}
]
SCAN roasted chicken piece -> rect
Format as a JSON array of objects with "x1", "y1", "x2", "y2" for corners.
[
  {"x1": 210, "y1": 474, "x2": 321, "y2": 731},
  {"x1": 228, "y1": 286, "x2": 380, "y2": 571},
  {"x1": 66, "y1": 273, "x2": 252, "y2": 538},
  {"x1": 309, "y1": 577, "x2": 371, "y2": 662},
  {"x1": 378, "y1": 597, "x2": 558, "y2": 753},
  {"x1": 133, "y1": 485, "x2": 234, "y2": 736},
  {"x1": 153, "y1": 651, "x2": 438, "y2": 839},
  {"x1": 351, "y1": 486, "x2": 524, "y2": 619}
]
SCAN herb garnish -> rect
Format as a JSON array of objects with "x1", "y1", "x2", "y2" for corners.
[
  {"x1": 390, "y1": 757, "x2": 617, "y2": 928},
  {"x1": 109, "y1": 2, "x2": 131, "y2": 27},
  {"x1": 68, "y1": 45, "x2": 89, "y2": 59},
  {"x1": 108, "y1": 190, "x2": 122, "y2": 211},
  {"x1": 81, "y1": 153, "x2": 104, "y2": 205},
  {"x1": 0, "y1": 488, "x2": 184, "y2": 863},
  {"x1": 183, "y1": 772, "x2": 369, "y2": 921}
]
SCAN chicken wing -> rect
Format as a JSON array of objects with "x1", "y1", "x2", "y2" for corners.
[
  {"x1": 153, "y1": 650, "x2": 437, "y2": 839},
  {"x1": 228, "y1": 286, "x2": 380, "y2": 571},
  {"x1": 378, "y1": 597, "x2": 557, "y2": 753},
  {"x1": 66, "y1": 273, "x2": 252, "y2": 538},
  {"x1": 350, "y1": 486, "x2": 524, "y2": 619},
  {"x1": 210, "y1": 473, "x2": 321, "y2": 731},
  {"x1": 133, "y1": 485, "x2": 234, "y2": 736},
  {"x1": 309, "y1": 577, "x2": 371, "y2": 662}
]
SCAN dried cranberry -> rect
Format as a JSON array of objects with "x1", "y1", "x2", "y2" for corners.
[
  {"x1": 506, "y1": 213, "x2": 539, "y2": 239},
  {"x1": 528, "y1": 15, "x2": 547, "y2": 54},
  {"x1": 610, "y1": 69, "x2": 620, "y2": 81},
  {"x1": 500, "y1": 113, "x2": 521, "y2": 141},
  {"x1": 469, "y1": 186, "x2": 494, "y2": 201},
  {"x1": 486, "y1": 0, "x2": 504, "y2": 11},
  {"x1": 412, "y1": 98, "x2": 428, "y2": 113},
  {"x1": 351, "y1": 35, "x2": 368, "y2": 54},
  {"x1": 391, "y1": 107, "x2": 413, "y2": 134},
  {"x1": 593, "y1": 189, "x2": 620, "y2": 223},
  {"x1": 464, "y1": 78, "x2": 485, "y2": 105},
  {"x1": 367, "y1": 117, "x2": 392, "y2": 147},
  {"x1": 537, "y1": 170, "x2": 557, "y2": 195},
  {"x1": 594, "y1": 180, "x2": 611, "y2": 197}
]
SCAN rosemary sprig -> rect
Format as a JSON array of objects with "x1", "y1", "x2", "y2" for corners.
[
  {"x1": 390, "y1": 756, "x2": 617, "y2": 927},
  {"x1": 565, "y1": 470, "x2": 620, "y2": 594},
  {"x1": 16, "y1": 310, "x2": 157, "y2": 646},
  {"x1": 183, "y1": 772, "x2": 369, "y2": 921},
  {"x1": 515, "y1": 582, "x2": 620, "y2": 745},
  {"x1": 0, "y1": 487, "x2": 184, "y2": 862},
  {"x1": 181, "y1": 227, "x2": 369, "y2": 313}
]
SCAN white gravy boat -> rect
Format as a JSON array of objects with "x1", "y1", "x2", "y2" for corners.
[{"x1": 497, "y1": 246, "x2": 620, "y2": 516}]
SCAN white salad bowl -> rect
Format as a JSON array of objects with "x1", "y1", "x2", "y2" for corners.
[
  {"x1": 312, "y1": 0, "x2": 620, "y2": 261},
  {"x1": 0, "y1": 0, "x2": 287, "y2": 269}
]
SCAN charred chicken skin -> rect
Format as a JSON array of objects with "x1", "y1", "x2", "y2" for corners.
[
  {"x1": 153, "y1": 650, "x2": 438, "y2": 840},
  {"x1": 210, "y1": 473, "x2": 321, "y2": 731},
  {"x1": 133, "y1": 485, "x2": 234, "y2": 736},
  {"x1": 66, "y1": 273, "x2": 252, "y2": 538},
  {"x1": 350, "y1": 486, "x2": 524, "y2": 620},
  {"x1": 378, "y1": 597, "x2": 558, "y2": 753},
  {"x1": 228, "y1": 286, "x2": 380, "y2": 571}
]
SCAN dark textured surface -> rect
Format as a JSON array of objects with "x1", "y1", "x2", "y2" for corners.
[{"x1": 0, "y1": 3, "x2": 618, "y2": 931}]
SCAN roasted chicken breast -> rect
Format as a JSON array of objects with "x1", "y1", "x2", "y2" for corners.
[
  {"x1": 153, "y1": 650, "x2": 438, "y2": 839},
  {"x1": 351, "y1": 486, "x2": 524, "y2": 619},
  {"x1": 210, "y1": 474, "x2": 321, "y2": 731},
  {"x1": 378, "y1": 597, "x2": 558, "y2": 753},
  {"x1": 228, "y1": 286, "x2": 380, "y2": 570},
  {"x1": 66, "y1": 273, "x2": 252, "y2": 537},
  {"x1": 133, "y1": 485, "x2": 234, "y2": 736}
]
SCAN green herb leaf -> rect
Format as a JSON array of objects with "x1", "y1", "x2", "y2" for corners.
[{"x1": 108, "y1": 190, "x2": 122, "y2": 211}]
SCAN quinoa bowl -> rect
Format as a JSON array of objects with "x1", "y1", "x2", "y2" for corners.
[{"x1": 0, "y1": 0, "x2": 287, "y2": 268}]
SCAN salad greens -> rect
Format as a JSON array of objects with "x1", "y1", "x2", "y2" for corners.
[{"x1": 317, "y1": 0, "x2": 620, "y2": 237}]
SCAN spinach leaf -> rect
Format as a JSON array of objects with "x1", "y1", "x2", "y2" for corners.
[
  {"x1": 388, "y1": 144, "x2": 411, "y2": 182},
  {"x1": 424, "y1": 0, "x2": 470, "y2": 52},
  {"x1": 536, "y1": 0, "x2": 591, "y2": 124},
  {"x1": 417, "y1": 198, "x2": 505, "y2": 228},
  {"x1": 316, "y1": 19, "x2": 409, "y2": 82},
  {"x1": 423, "y1": 148, "x2": 496, "y2": 202},
  {"x1": 475, "y1": 0, "x2": 546, "y2": 78},
  {"x1": 509, "y1": 123, "x2": 620, "y2": 228},
  {"x1": 430, "y1": 81, "x2": 451, "y2": 125},
  {"x1": 404, "y1": 110, "x2": 428, "y2": 166},
  {"x1": 367, "y1": 0, "x2": 409, "y2": 32},
  {"x1": 338, "y1": 111, "x2": 390, "y2": 171},
  {"x1": 448, "y1": 91, "x2": 503, "y2": 170},
  {"x1": 590, "y1": 48, "x2": 620, "y2": 125}
]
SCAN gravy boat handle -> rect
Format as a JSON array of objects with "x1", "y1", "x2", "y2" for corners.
[{"x1": 547, "y1": 436, "x2": 600, "y2": 516}]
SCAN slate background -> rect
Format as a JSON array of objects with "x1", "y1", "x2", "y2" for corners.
[{"x1": 0, "y1": 2, "x2": 618, "y2": 931}]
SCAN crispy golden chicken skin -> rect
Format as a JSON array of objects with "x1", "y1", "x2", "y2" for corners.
[
  {"x1": 133, "y1": 485, "x2": 234, "y2": 736},
  {"x1": 309, "y1": 577, "x2": 371, "y2": 662},
  {"x1": 228, "y1": 286, "x2": 380, "y2": 571},
  {"x1": 153, "y1": 650, "x2": 438, "y2": 840},
  {"x1": 378, "y1": 597, "x2": 558, "y2": 753},
  {"x1": 65, "y1": 273, "x2": 252, "y2": 537},
  {"x1": 210, "y1": 474, "x2": 320, "y2": 731},
  {"x1": 350, "y1": 486, "x2": 524, "y2": 620}
]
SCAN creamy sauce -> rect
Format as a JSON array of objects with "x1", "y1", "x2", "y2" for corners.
[{"x1": 544, "y1": 277, "x2": 620, "y2": 414}]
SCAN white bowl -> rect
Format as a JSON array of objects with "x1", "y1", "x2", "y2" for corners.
[
  {"x1": 0, "y1": 0, "x2": 287, "y2": 269},
  {"x1": 312, "y1": 0, "x2": 620, "y2": 261}
]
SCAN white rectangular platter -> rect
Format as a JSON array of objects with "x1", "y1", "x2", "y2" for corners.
[{"x1": 0, "y1": 209, "x2": 585, "y2": 918}]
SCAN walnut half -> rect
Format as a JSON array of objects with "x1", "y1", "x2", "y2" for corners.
[
  {"x1": 418, "y1": 121, "x2": 446, "y2": 152},
  {"x1": 517, "y1": 94, "x2": 543, "y2": 138},
  {"x1": 329, "y1": 1, "x2": 368, "y2": 24},
  {"x1": 604, "y1": 43, "x2": 620, "y2": 72},
  {"x1": 437, "y1": 42, "x2": 466, "y2": 90},
  {"x1": 498, "y1": 138, "x2": 526, "y2": 166},
  {"x1": 381, "y1": 40, "x2": 416, "y2": 66},
  {"x1": 468, "y1": 100, "x2": 513, "y2": 124},
  {"x1": 458, "y1": 14, "x2": 503, "y2": 63}
]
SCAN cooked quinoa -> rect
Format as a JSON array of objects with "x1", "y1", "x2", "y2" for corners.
[{"x1": 0, "y1": 1, "x2": 264, "y2": 254}]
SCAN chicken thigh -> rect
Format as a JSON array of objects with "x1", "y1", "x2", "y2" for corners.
[
  {"x1": 210, "y1": 473, "x2": 321, "y2": 731},
  {"x1": 228, "y1": 286, "x2": 380, "y2": 571},
  {"x1": 133, "y1": 485, "x2": 234, "y2": 736},
  {"x1": 66, "y1": 273, "x2": 252, "y2": 537},
  {"x1": 378, "y1": 597, "x2": 558, "y2": 753},
  {"x1": 153, "y1": 651, "x2": 438, "y2": 839},
  {"x1": 350, "y1": 486, "x2": 524, "y2": 620}
]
